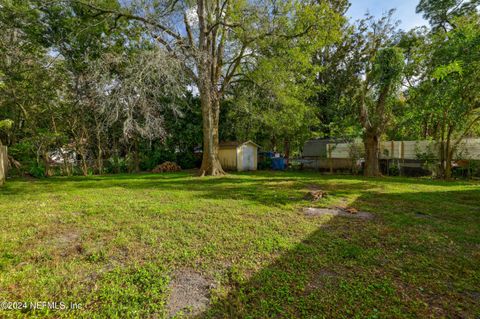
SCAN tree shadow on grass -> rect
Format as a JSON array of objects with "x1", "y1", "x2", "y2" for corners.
[
  {"x1": 1, "y1": 172, "x2": 480, "y2": 317},
  {"x1": 194, "y1": 188, "x2": 480, "y2": 318},
  {"x1": 0, "y1": 171, "x2": 383, "y2": 208},
  {"x1": 2, "y1": 171, "x2": 479, "y2": 211}
]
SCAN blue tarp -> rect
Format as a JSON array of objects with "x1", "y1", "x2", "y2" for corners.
[
  {"x1": 271, "y1": 157, "x2": 286, "y2": 170},
  {"x1": 264, "y1": 152, "x2": 275, "y2": 159}
]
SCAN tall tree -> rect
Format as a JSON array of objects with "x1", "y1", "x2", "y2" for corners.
[
  {"x1": 313, "y1": 1, "x2": 364, "y2": 140},
  {"x1": 72, "y1": 0, "x2": 342, "y2": 175},
  {"x1": 0, "y1": 1, "x2": 64, "y2": 151},
  {"x1": 360, "y1": 47, "x2": 404, "y2": 176},
  {"x1": 410, "y1": 13, "x2": 480, "y2": 179},
  {"x1": 221, "y1": 4, "x2": 344, "y2": 157},
  {"x1": 353, "y1": 12, "x2": 404, "y2": 176},
  {"x1": 416, "y1": 0, "x2": 480, "y2": 30}
]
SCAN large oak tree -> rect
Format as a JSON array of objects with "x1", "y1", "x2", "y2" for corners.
[{"x1": 73, "y1": 0, "x2": 341, "y2": 175}]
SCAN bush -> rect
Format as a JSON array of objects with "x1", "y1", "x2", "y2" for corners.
[
  {"x1": 258, "y1": 157, "x2": 272, "y2": 170},
  {"x1": 288, "y1": 159, "x2": 303, "y2": 170},
  {"x1": 388, "y1": 164, "x2": 400, "y2": 176},
  {"x1": 28, "y1": 163, "x2": 45, "y2": 178},
  {"x1": 140, "y1": 149, "x2": 176, "y2": 171},
  {"x1": 104, "y1": 157, "x2": 128, "y2": 174},
  {"x1": 175, "y1": 152, "x2": 199, "y2": 169}
]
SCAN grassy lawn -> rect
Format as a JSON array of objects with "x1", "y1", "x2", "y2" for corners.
[{"x1": 0, "y1": 171, "x2": 479, "y2": 318}]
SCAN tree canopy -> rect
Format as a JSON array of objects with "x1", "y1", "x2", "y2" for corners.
[{"x1": 0, "y1": 0, "x2": 479, "y2": 179}]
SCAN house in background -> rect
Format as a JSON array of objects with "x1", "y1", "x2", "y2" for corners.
[
  {"x1": 218, "y1": 141, "x2": 259, "y2": 171},
  {"x1": 301, "y1": 138, "x2": 480, "y2": 176}
]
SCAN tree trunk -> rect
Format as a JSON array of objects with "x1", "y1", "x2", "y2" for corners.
[
  {"x1": 439, "y1": 140, "x2": 446, "y2": 178},
  {"x1": 61, "y1": 152, "x2": 71, "y2": 176},
  {"x1": 364, "y1": 131, "x2": 380, "y2": 177},
  {"x1": 97, "y1": 145, "x2": 103, "y2": 175},
  {"x1": 80, "y1": 152, "x2": 88, "y2": 176},
  {"x1": 445, "y1": 149, "x2": 453, "y2": 180},
  {"x1": 444, "y1": 128, "x2": 454, "y2": 180},
  {"x1": 95, "y1": 124, "x2": 103, "y2": 175},
  {"x1": 113, "y1": 138, "x2": 120, "y2": 174},
  {"x1": 134, "y1": 139, "x2": 140, "y2": 173},
  {"x1": 43, "y1": 151, "x2": 51, "y2": 177},
  {"x1": 198, "y1": 87, "x2": 225, "y2": 176}
]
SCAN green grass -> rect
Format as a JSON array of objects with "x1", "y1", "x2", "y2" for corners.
[{"x1": 0, "y1": 171, "x2": 479, "y2": 318}]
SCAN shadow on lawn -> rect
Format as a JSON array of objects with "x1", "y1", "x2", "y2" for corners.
[
  {"x1": 194, "y1": 188, "x2": 480, "y2": 318},
  {"x1": 0, "y1": 171, "x2": 382, "y2": 208},
  {"x1": 2, "y1": 171, "x2": 479, "y2": 210},
  {"x1": 2, "y1": 172, "x2": 479, "y2": 317}
]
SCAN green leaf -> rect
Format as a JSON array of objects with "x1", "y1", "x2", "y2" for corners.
[{"x1": 432, "y1": 61, "x2": 464, "y2": 80}]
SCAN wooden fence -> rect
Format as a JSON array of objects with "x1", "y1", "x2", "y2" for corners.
[{"x1": 0, "y1": 145, "x2": 7, "y2": 185}]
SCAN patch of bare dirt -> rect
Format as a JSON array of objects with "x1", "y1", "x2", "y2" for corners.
[
  {"x1": 304, "y1": 207, "x2": 374, "y2": 220},
  {"x1": 49, "y1": 229, "x2": 83, "y2": 256},
  {"x1": 167, "y1": 269, "x2": 211, "y2": 318}
]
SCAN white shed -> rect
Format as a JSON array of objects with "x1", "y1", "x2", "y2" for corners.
[{"x1": 218, "y1": 141, "x2": 259, "y2": 172}]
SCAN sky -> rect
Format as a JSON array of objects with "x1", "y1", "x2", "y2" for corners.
[{"x1": 347, "y1": 0, "x2": 428, "y2": 31}]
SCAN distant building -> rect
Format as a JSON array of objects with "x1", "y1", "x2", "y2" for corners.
[
  {"x1": 302, "y1": 138, "x2": 346, "y2": 158},
  {"x1": 301, "y1": 138, "x2": 355, "y2": 171},
  {"x1": 301, "y1": 138, "x2": 480, "y2": 175},
  {"x1": 218, "y1": 141, "x2": 259, "y2": 171}
]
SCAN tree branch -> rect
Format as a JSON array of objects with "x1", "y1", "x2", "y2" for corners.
[
  {"x1": 183, "y1": 12, "x2": 194, "y2": 47},
  {"x1": 74, "y1": 0, "x2": 183, "y2": 41},
  {"x1": 220, "y1": 44, "x2": 247, "y2": 94}
]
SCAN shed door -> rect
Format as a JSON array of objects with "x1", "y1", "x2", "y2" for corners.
[{"x1": 242, "y1": 145, "x2": 254, "y2": 171}]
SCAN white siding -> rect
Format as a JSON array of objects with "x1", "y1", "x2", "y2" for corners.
[{"x1": 325, "y1": 139, "x2": 480, "y2": 160}]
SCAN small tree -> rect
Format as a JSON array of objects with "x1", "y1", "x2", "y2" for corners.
[{"x1": 409, "y1": 13, "x2": 480, "y2": 179}]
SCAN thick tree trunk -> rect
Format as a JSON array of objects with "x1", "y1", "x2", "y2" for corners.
[
  {"x1": 364, "y1": 131, "x2": 380, "y2": 177},
  {"x1": 198, "y1": 87, "x2": 225, "y2": 176},
  {"x1": 61, "y1": 152, "x2": 71, "y2": 176},
  {"x1": 445, "y1": 150, "x2": 453, "y2": 180},
  {"x1": 43, "y1": 151, "x2": 51, "y2": 177}
]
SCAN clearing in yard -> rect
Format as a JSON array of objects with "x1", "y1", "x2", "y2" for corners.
[{"x1": 0, "y1": 171, "x2": 479, "y2": 318}]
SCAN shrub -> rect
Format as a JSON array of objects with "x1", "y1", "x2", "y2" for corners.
[
  {"x1": 258, "y1": 157, "x2": 272, "y2": 170},
  {"x1": 388, "y1": 164, "x2": 400, "y2": 176},
  {"x1": 28, "y1": 163, "x2": 45, "y2": 178}
]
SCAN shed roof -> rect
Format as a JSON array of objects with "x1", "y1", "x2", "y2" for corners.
[{"x1": 219, "y1": 140, "x2": 260, "y2": 149}]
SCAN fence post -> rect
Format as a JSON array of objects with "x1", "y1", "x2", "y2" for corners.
[{"x1": 400, "y1": 141, "x2": 405, "y2": 176}]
